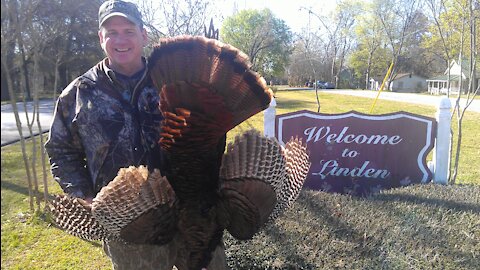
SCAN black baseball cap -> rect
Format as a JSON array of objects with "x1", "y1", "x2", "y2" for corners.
[{"x1": 98, "y1": 0, "x2": 143, "y2": 28}]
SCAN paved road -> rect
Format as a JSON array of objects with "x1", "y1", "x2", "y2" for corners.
[
  {"x1": 1, "y1": 90, "x2": 478, "y2": 146},
  {"x1": 1, "y1": 99, "x2": 55, "y2": 146},
  {"x1": 320, "y1": 89, "x2": 480, "y2": 113}
]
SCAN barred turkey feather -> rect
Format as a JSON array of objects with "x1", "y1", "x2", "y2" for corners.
[
  {"x1": 218, "y1": 130, "x2": 310, "y2": 240},
  {"x1": 92, "y1": 166, "x2": 176, "y2": 237},
  {"x1": 49, "y1": 195, "x2": 113, "y2": 241},
  {"x1": 49, "y1": 166, "x2": 176, "y2": 244},
  {"x1": 220, "y1": 130, "x2": 285, "y2": 192},
  {"x1": 219, "y1": 179, "x2": 276, "y2": 240},
  {"x1": 270, "y1": 137, "x2": 311, "y2": 221}
]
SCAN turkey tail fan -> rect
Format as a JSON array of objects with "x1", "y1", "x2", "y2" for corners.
[
  {"x1": 269, "y1": 137, "x2": 311, "y2": 221},
  {"x1": 218, "y1": 130, "x2": 290, "y2": 240},
  {"x1": 48, "y1": 195, "x2": 112, "y2": 241},
  {"x1": 92, "y1": 166, "x2": 177, "y2": 245},
  {"x1": 148, "y1": 36, "x2": 273, "y2": 150}
]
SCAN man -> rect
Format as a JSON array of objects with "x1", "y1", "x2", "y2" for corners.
[{"x1": 45, "y1": 0, "x2": 227, "y2": 269}]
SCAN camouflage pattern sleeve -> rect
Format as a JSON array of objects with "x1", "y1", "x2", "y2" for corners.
[{"x1": 45, "y1": 82, "x2": 94, "y2": 199}]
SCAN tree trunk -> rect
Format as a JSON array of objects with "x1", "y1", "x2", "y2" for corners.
[
  {"x1": 1, "y1": 51, "x2": 34, "y2": 211},
  {"x1": 53, "y1": 58, "x2": 61, "y2": 101},
  {"x1": 13, "y1": 1, "x2": 32, "y2": 100},
  {"x1": 365, "y1": 54, "x2": 374, "y2": 90}
]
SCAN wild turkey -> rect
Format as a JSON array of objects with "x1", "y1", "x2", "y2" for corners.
[{"x1": 49, "y1": 36, "x2": 310, "y2": 269}]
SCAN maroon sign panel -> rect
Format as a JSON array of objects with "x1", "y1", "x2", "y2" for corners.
[{"x1": 275, "y1": 110, "x2": 436, "y2": 196}]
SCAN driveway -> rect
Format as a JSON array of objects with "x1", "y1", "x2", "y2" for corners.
[{"x1": 1, "y1": 99, "x2": 55, "y2": 146}]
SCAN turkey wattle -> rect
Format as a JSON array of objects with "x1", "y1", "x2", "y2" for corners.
[{"x1": 49, "y1": 35, "x2": 310, "y2": 270}]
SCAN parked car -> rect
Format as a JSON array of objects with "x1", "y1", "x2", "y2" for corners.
[
  {"x1": 323, "y1": 82, "x2": 335, "y2": 89},
  {"x1": 315, "y1": 80, "x2": 326, "y2": 88},
  {"x1": 314, "y1": 81, "x2": 335, "y2": 89}
]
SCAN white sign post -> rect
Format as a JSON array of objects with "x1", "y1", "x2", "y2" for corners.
[{"x1": 433, "y1": 97, "x2": 451, "y2": 185}]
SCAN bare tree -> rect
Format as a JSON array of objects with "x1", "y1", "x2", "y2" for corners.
[
  {"x1": 425, "y1": 0, "x2": 455, "y2": 96},
  {"x1": 301, "y1": 8, "x2": 341, "y2": 84},
  {"x1": 300, "y1": 0, "x2": 360, "y2": 88},
  {"x1": 33, "y1": 52, "x2": 49, "y2": 207},
  {"x1": 160, "y1": 0, "x2": 213, "y2": 37},
  {"x1": 136, "y1": 0, "x2": 166, "y2": 43},
  {"x1": 135, "y1": 0, "x2": 218, "y2": 48},
  {"x1": 1, "y1": 0, "x2": 36, "y2": 210},
  {"x1": 374, "y1": 0, "x2": 422, "y2": 88},
  {"x1": 292, "y1": 31, "x2": 326, "y2": 112},
  {"x1": 1, "y1": 0, "x2": 101, "y2": 211},
  {"x1": 450, "y1": 0, "x2": 479, "y2": 184}
]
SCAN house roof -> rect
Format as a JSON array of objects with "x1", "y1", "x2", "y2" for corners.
[
  {"x1": 426, "y1": 74, "x2": 462, "y2": 82},
  {"x1": 445, "y1": 59, "x2": 480, "y2": 76},
  {"x1": 369, "y1": 76, "x2": 384, "y2": 82},
  {"x1": 370, "y1": 73, "x2": 427, "y2": 82},
  {"x1": 392, "y1": 73, "x2": 426, "y2": 80}
]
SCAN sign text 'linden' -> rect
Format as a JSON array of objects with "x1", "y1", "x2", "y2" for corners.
[{"x1": 275, "y1": 110, "x2": 436, "y2": 195}]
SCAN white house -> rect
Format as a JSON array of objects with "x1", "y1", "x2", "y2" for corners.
[
  {"x1": 369, "y1": 73, "x2": 427, "y2": 93},
  {"x1": 426, "y1": 58, "x2": 480, "y2": 95}
]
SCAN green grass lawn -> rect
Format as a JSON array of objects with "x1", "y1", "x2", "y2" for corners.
[{"x1": 2, "y1": 90, "x2": 479, "y2": 269}]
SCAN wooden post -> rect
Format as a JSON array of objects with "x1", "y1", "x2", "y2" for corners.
[
  {"x1": 264, "y1": 97, "x2": 276, "y2": 138},
  {"x1": 433, "y1": 97, "x2": 451, "y2": 184}
]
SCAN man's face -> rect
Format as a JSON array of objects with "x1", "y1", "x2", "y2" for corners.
[{"x1": 98, "y1": 16, "x2": 147, "y2": 76}]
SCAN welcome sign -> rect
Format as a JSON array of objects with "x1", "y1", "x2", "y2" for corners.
[{"x1": 275, "y1": 110, "x2": 436, "y2": 195}]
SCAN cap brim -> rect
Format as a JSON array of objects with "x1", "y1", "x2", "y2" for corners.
[{"x1": 99, "y1": 12, "x2": 141, "y2": 28}]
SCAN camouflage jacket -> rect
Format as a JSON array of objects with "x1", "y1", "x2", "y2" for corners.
[{"x1": 45, "y1": 58, "x2": 163, "y2": 199}]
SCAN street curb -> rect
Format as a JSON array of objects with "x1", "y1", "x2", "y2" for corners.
[{"x1": 1, "y1": 130, "x2": 49, "y2": 148}]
